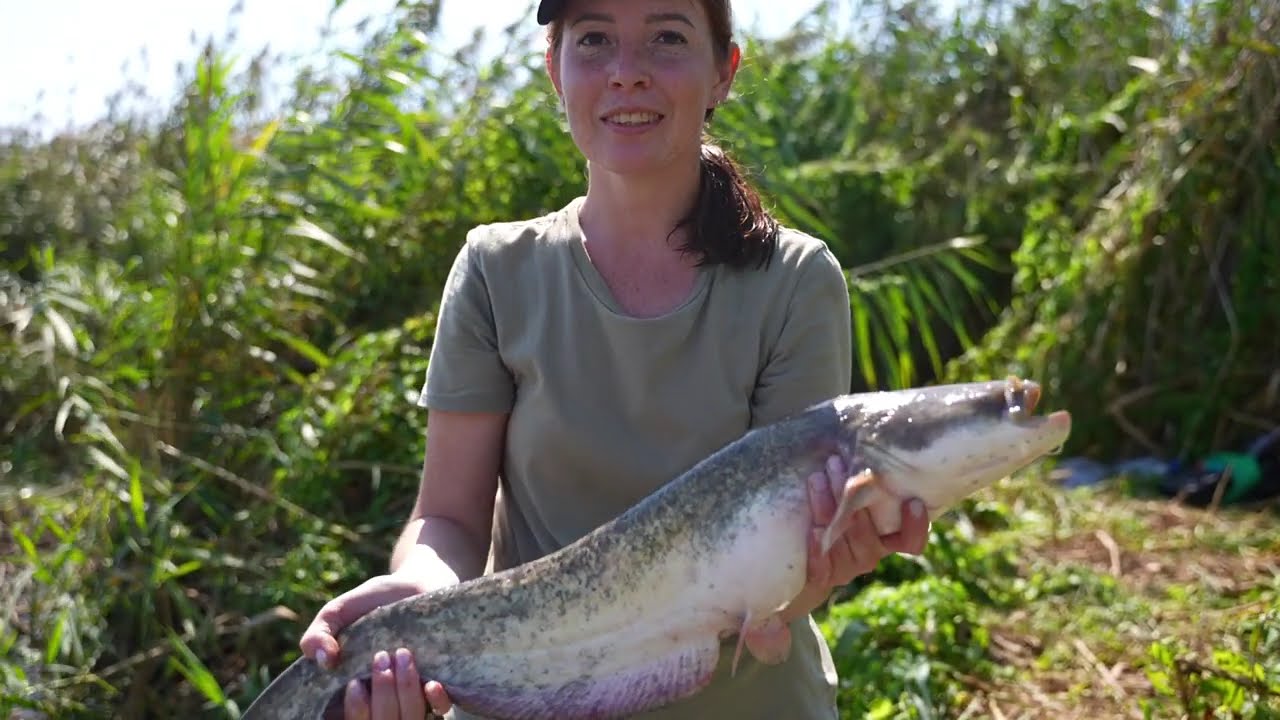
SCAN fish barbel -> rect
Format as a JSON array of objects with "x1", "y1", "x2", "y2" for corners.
[{"x1": 243, "y1": 377, "x2": 1071, "y2": 719}]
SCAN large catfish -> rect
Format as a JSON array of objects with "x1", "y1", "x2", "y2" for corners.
[{"x1": 243, "y1": 377, "x2": 1071, "y2": 719}]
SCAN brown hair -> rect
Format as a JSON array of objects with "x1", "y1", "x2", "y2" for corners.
[{"x1": 547, "y1": 0, "x2": 779, "y2": 270}]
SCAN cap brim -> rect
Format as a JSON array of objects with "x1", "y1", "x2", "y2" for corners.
[{"x1": 536, "y1": 0, "x2": 564, "y2": 25}]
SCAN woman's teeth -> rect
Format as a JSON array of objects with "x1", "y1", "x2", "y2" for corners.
[{"x1": 608, "y1": 112, "x2": 660, "y2": 125}]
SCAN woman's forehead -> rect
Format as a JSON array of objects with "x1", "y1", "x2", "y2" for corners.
[{"x1": 556, "y1": 0, "x2": 708, "y2": 23}]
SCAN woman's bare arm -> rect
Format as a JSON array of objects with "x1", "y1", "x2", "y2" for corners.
[{"x1": 390, "y1": 408, "x2": 509, "y2": 585}]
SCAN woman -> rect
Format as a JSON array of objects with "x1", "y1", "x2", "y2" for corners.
[{"x1": 298, "y1": 0, "x2": 931, "y2": 717}]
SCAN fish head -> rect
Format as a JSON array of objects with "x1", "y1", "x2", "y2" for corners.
[{"x1": 832, "y1": 377, "x2": 1072, "y2": 521}]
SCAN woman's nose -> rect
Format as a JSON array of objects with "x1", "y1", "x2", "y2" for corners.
[{"x1": 608, "y1": 48, "x2": 651, "y2": 89}]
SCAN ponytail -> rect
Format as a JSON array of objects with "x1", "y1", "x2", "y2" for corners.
[{"x1": 672, "y1": 141, "x2": 779, "y2": 270}]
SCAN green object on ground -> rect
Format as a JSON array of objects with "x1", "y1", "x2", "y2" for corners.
[{"x1": 1200, "y1": 452, "x2": 1262, "y2": 503}]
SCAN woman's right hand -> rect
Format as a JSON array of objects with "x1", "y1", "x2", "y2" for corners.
[{"x1": 299, "y1": 573, "x2": 455, "y2": 718}]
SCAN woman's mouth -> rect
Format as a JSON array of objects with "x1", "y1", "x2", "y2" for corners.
[{"x1": 602, "y1": 111, "x2": 664, "y2": 128}]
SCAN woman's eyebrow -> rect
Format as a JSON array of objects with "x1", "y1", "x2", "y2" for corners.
[
  {"x1": 645, "y1": 12, "x2": 694, "y2": 27},
  {"x1": 569, "y1": 12, "x2": 695, "y2": 28},
  {"x1": 569, "y1": 12, "x2": 611, "y2": 26}
]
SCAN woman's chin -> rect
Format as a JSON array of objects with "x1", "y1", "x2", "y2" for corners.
[
  {"x1": 585, "y1": 156, "x2": 655, "y2": 177},
  {"x1": 585, "y1": 147, "x2": 693, "y2": 180}
]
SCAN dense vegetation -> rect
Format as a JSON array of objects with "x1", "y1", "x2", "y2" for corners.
[{"x1": 2, "y1": 0, "x2": 1277, "y2": 718}]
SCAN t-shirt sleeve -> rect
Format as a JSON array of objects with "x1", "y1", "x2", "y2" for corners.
[
  {"x1": 749, "y1": 246, "x2": 853, "y2": 428},
  {"x1": 417, "y1": 234, "x2": 516, "y2": 413}
]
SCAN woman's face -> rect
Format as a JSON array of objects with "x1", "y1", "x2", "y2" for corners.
[{"x1": 546, "y1": 0, "x2": 739, "y2": 178}]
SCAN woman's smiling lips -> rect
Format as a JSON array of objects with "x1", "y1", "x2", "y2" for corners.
[{"x1": 601, "y1": 108, "x2": 665, "y2": 132}]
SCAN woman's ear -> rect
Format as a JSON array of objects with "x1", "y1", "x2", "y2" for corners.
[
  {"x1": 712, "y1": 42, "x2": 742, "y2": 106},
  {"x1": 545, "y1": 47, "x2": 563, "y2": 99}
]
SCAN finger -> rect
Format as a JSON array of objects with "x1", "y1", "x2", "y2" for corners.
[
  {"x1": 840, "y1": 509, "x2": 888, "y2": 581},
  {"x1": 393, "y1": 649, "x2": 427, "y2": 719},
  {"x1": 880, "y1": 498, "x2": 931, "y2": 555},
  {"x1": 369, "y1": 651, "x2": 399, "y2": 719},
  {"x1": 806, "y1": 528, "x2": 832, "y2": 587},
  {"x1": 425, "y1": 680, "x2": 454, "y2": 715},
  {"x1": 808, "y1": 468, "x2": 836, "y2": 527},
  {"x1": 344, "y1": 678, "x2": 371, "y2": 720},
  {"x1": 824, "y1": 523, "x2": 859, "y2": 586}
]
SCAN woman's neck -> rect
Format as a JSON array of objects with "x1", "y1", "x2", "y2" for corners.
[{"x1": 577, "y1": 155, "x2": 702, "y2": 255}]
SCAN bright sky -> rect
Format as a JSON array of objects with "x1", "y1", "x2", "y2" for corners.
[{"x1": 0, "y1": 0, "x2": 828, "y2": 136}]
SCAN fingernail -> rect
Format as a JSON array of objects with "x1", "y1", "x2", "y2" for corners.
[
  {"x1": 315, "y1": 649, "x2": 329, "y2": 668},
  {"x1": 347, "y1": 678, "x2": 365, "y2": 700},
  {"x1": 396, "y1": 648, "x2": 412, "y2": 670},
  {"x1": 374, "y1": 650, "x2": 391, "y2": 672},
  {"x1": 909, "y1": 499, "x2": 925, "y2": 518},
  {"x1": 827, "y1": 455, "x2": 843, "y2": 476}
]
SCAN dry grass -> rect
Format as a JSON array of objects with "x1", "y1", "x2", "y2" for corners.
[{"x1": 953, "y1": 476, "x2": 1280, "y2": 719}]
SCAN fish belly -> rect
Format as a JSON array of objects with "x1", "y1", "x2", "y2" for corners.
[{"x1": 442, "y1": 479, "x2": 813, "y2": 719}]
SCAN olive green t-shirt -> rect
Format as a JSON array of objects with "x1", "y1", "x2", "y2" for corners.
[{"x1": 418, "y1": 196, "x2": 852, "y2": 719}]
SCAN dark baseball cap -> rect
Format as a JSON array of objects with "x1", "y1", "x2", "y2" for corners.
[{"x1": 536, "y1": 0, "x2": 566, "y2": 24}]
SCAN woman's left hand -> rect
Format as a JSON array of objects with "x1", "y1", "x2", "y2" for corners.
[
  {"x1": 804, "y1": 454, "x2": 931, "y2": 587},
  {"x1": 740, "y1": 454, "x2": 931, "y2": 664}
]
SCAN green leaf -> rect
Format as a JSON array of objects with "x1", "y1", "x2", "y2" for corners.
[
  {"x1": 286, "y1": 218, "x2": 366, "y2": 262},
  {"x1": 850, "y1": 285, "x2": 878, "y2": 387},
  {"x1": 129, "y1": 466, "x2": 147, "y2": 532},
  {"x1": 156, "y1": 559, "x2": 205, "y2": 585},
  {"x1": 167, "y1": 631, "x2": 227, "y2": 705},
  {"x1": 13, "y1": 524, "x2": 45, "y2": 559},
  {"x1": 44, "y1": 609, "x2": 67, "y2": 665},
  {"x1": 269, "y1": 328, "x2": 332, "y2": 370}
]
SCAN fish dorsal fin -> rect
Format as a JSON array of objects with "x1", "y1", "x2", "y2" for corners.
[{"x1": 446, "y1": 636, "x2": 722, "y2": 720}]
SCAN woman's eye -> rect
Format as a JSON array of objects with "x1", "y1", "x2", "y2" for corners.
[
  {"x1": 578, "y1": 31, "x2": 609, "y2": 46},
  {"x1": 655, "y1": 30, "x2": 687, "y2": 44}
]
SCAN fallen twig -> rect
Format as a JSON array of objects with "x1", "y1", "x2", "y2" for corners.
[
  {"x1": 1106, "y1": 385, "x2": 1164, "y2": 455},
  {"x1": 1072, "y1": 638, "x2": 1130, "y2": 702},
  {"x1": 1094, "y1": 529, "x2": 1123, "y2": 577}
]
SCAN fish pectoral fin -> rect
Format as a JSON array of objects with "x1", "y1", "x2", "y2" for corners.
[{"x1": 821, "y1": 468, "x2": 882, "y2": 554}]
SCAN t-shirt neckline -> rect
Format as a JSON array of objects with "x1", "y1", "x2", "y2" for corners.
[{"x1": 562, "y1": 195, "x2": 712, "y2": 322}]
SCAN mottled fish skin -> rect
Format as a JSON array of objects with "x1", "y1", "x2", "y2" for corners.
[{"x1": 242, "y1": 379, "x2": 1070, "y2": 720}]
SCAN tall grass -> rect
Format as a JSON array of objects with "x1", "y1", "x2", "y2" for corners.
[{"x1": 2, "y1": 0, "x2": 1277, "y2": 717}]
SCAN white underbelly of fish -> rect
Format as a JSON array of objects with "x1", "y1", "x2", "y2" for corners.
[{"x1": 441, "y1": 483, "x2": 813, "y2": 718}]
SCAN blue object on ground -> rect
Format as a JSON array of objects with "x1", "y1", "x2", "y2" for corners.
[
  {"x1": 1055, "y1": 456, "x2": 1169, "y2": 488},
  {"x1": 1055, "y1": 457, "x2": 1110, "y2": 488}
]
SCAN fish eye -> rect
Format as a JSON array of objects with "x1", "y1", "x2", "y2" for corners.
[{"x1": 1003, "y1": 381, "x2": 1027, "y2": 419}]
